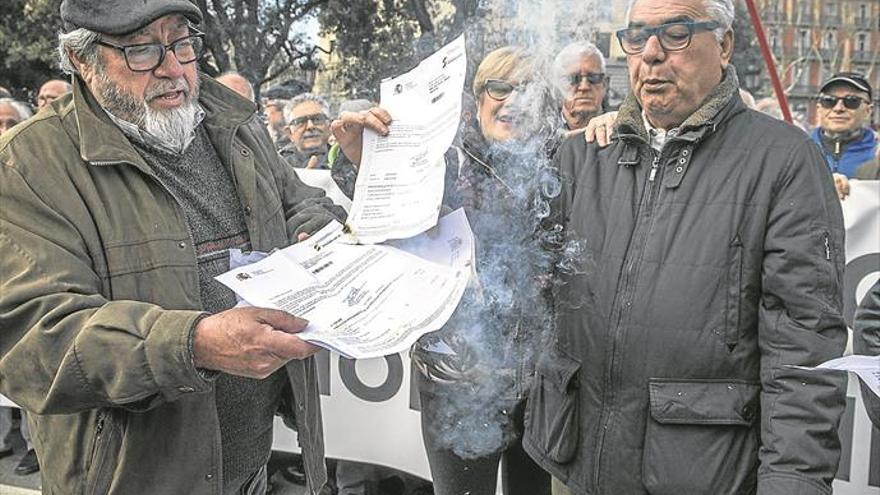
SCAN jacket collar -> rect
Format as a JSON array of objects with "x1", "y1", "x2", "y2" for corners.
[
  {"x1": 615, "y1": 65, "x2": 743, "y2": 146},
  {"x1": 72, "y1": 73, "x2": 257, "y2": 167}
]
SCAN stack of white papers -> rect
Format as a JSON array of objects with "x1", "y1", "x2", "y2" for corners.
[{"x1": 217, "y1": 209, "x2": 474, "y2": 359}]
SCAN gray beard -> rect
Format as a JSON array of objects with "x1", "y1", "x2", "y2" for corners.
[{"x1": 96, "y1": 71, "x2": 200, "y2": 152}]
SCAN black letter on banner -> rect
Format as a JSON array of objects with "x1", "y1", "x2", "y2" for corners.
[
  {"x1": 844, "y1": 253, "x2": 880, "y2": 329},
  {"x1": 339, "y1": 355, "x2": 403, "y2": 402}
]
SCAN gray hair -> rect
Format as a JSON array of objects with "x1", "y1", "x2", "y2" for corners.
[
  {"x1": 0, "y1": 98, "x2": 34, "y2": 120},
  {"x1": 284, "y1": 93, "x2": 330, "y2": 123},
  {"x1": 625, "y1": 0, "x2": 734, "y2": 41},
  {"x1": 552, "y1": 41, "x2": 606, "y2": 85},
  {"x1": 57, "y1": 28, "x2": 101, "y2": 74}
]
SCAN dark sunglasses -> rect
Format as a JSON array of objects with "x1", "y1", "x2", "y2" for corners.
[
  {"x1": 484, "y1": 79, "x2": 530, "y2": 101},
  {"x1": 817, "y1": 94, "x2": 870, "y2": 110},
  {"x1": 616, "y1": 20, "x2": 721, "y2": 55},
  {"x1": 97, "y1": 31, "x2": 204, "y2": 72},
  {"x1": 567, "y1": 72, "x2": 606, "y2": 87},
  {"x1": 289, "y1": 113, "x2": 329, "y2": 128}
]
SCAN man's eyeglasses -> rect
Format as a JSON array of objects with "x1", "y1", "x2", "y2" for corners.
[
  {"x1": 817, "y1": 94, "x2": 870, "y2": 110},
  {"x1": 484, "y1": 79, "x2": 529, "y2": 101},
  {"x1": 289, "y1": 113, "x2": 329, "y2": 129},
  {"x1": 97, "y1": 31, "x2": 205, "y2": 72},
  {"x1": 567, "y1": 72, "x2": 606, "y2": 87},
  {"x1": 616, "y1": 21, "x2": 721, "y2": 55}
]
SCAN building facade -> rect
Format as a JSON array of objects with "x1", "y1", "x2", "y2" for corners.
[{"x1": 760, "y1": 0, "x2": 879, "y2": 126}]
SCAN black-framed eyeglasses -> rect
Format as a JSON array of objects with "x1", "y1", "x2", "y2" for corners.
[
  {"x1": 484, "y1": 79, "x2": 529, "y2": 101},
  {"x1": 289, "y1": 113, "x2": 329, "y2": 129},
  {"x1": 616, "y1": 21, "x2": 721, "y2": 55},
  {"x1": 817, "y1": 94, "x2": 870, "y2": 110},
  {"x1": 567, "y1": 72, "x2": 606, "y2": 87},
  {"x1": 97, "y1": 31, "x2": 205, "y2": 72}
]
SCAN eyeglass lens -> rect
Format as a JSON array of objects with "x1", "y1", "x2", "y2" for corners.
[
  {"x1": 485, "y1": 80, "x2": 515, "y2": 101},
  {"x1": 620, "y1": 23, "x2": 694, "y2": 53},
  {"x1": 291, "y1": 114, "x2": 328, "y2": 128},
  {"x1": 818, "y1": 95, "x2": 866, "y2": 110},
  {"x1": 568, "y1": 73, "x2": 605, "y2": 87},
  {"x1": 126, "y1": 36, "x2": 203, "y2": 71}
]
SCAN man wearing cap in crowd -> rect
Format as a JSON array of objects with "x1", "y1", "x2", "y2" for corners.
[
  {"x1": 0, "y1": 1, "x2": 345, "y2": 494},
  {"x1": 810, "y1": 72, "x2": 877, "y2": 199}
]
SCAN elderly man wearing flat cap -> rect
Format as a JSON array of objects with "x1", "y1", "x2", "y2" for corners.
[{"x1": 0, "y1": 1, "x2": 345, "y2": 494}]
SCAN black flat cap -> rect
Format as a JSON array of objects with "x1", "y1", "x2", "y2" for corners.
[{"x1": 61, "y1": 0, "x2": 202, "y2": 35}]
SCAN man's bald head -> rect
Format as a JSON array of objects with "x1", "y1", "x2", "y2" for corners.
[
  {"x1": 216, "y1": 72, "x2": 255, "y2": 102},
  {"x1": 37, "y1": 79, "x2": 72, "y2": 109}
]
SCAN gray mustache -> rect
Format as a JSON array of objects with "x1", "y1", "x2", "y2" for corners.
[{"x1": 145, "y1": 79, "x2": 189, "y2": 100}]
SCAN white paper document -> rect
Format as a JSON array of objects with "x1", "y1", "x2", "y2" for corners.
[
  {"x1": 791, "y1": 355, "x2": 880, "y2": 398},
  {"x1": 344, "y1": 35, "x2": 467, "y2": 244},
  {"x1": 216, "y1": 209, "x2": 474, "y2": 359},
  {"x1": 294, "y1": 168, "x2": 352, "y2": 212}
]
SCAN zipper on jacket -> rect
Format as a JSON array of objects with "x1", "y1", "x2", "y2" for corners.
[
  {"x1": 593, "y1": 146, "x2": 666, "y2": 490},
  {"x1": 823, "y1": 233, "x2": 832, "y2": 261},
  {"x1": 86, "y1": 410, "x2": 115, "y2": 495},
  {"x1": 648, "y1": 155, "x2": 660, "y2": 182}
]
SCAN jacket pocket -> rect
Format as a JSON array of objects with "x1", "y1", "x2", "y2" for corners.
[
  {"x1": 642, "y1": 379, "x2": 760, "y2": 495},
  {"x1": 525, "y1": 351, "x2": 580, "y2": 464},
  {"x1": 85, "y1": 409, "x2": 123, "y2": 495},
  {"x1": 724, "y1": 235, "x2": 744, "y2": 350}
]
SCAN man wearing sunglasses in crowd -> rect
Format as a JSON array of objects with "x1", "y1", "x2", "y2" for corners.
[
  {"x1": 552, "y1": 41, "x2": 608, "y2": 134},
  {"x1": 280, "y1": 93, "x2": 333, "y2": 169},
  {"x1": 525, "y1": 0, "x2": 846, "y2": 494},
  {"x1": 810, "y1": 72, "x2": 876, "y2": 199},
  {"x1": 0, "y1": 1, "x2": 346, "y2": 493}
]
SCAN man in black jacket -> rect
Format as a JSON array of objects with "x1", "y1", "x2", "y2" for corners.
[{"x1": 523, "y1": 0, "x2": 848, "y2": 494}]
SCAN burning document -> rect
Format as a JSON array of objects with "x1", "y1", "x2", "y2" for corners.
[
  {"x1": 216, "y1": 209, "x2": 474, "y2": 359},
  {"x1": 344, "y1": 35, "x2": 467, "y2": 244},
  {"x1": 790, "y1": 355, "x2": 880, "y2": 398}
]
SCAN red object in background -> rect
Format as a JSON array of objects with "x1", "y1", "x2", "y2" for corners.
[{"x1": 743, "y1": 0, "x2": 794, "y2": 124}]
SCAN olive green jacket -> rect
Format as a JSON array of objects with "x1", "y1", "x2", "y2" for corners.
[{"x1": 0, "y1": 75, "x2": 341, "y2": 494}]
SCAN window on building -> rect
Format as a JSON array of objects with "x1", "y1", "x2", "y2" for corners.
[
  {"x1": 798, "y1": 29, "x2": 810, "y2": 54},
  {"x1": 859, "y1": 3, "x2": 868, "y2": 21},
  {"x1": 797, "y1": 2, "x2": 810, "y2": 20},
  {"x1": 824, "y1": 31, "x2": 836, "y2": 50},
  {"x1": 824, "y1": 1, "x2": 838, "y2": 17},
  {"x1": 797, "y1": 63, "x2": 811, "y2": 87},
  {"x1": 770, "y1": 30, "x2": 779, "y2": 52},
  {"x1": 857, "y1": 32, "x2": 868, "y2": 52}
]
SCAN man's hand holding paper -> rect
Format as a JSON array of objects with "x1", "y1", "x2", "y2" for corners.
[{"x1": 341, "y1": 35, "x2": 467, "y2": 244}]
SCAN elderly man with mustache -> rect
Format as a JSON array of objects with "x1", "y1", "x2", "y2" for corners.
[
  {"x1": 0, "y1": 1, "x2": 345, "y2": 494},
  {"x1": 280, "y1": 93, "x2": 333, "y2": 169}
]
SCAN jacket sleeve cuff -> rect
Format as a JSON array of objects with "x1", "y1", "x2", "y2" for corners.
[
  {"x1": 143, "y1": 310, "x2": 216, "y2": 402},
  {"x1": 757, "y1": 473, "x2": 832, "y2": 495}
]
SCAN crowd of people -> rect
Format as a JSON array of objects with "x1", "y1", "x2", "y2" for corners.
[{"x1": 0, "y1": 0, "x2": 878, "y2": 494}]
